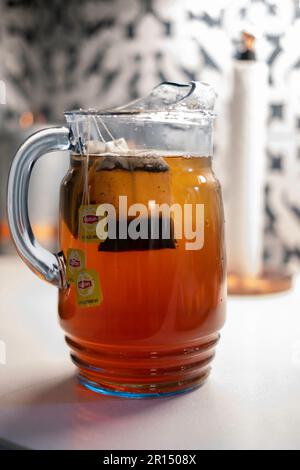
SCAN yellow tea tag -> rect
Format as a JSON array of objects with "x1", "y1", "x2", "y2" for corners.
[
  {"x1": 66, "y1": 249, "x2": 85, "y2": 284},
  {"x1": 75, "y1": 269, "x2": 103, "y2": 307},
  {"x1": 79, "y1": 205, "x2": 99, "y2": 242}
]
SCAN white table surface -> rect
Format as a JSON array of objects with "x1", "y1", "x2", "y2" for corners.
[{"x1": 0, "y1": 256, "x2": 300, "y2": 450}]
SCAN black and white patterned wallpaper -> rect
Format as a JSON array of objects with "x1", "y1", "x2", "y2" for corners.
[{"x1": 1, "y1": 0, "x2": 300, "y2": 271}]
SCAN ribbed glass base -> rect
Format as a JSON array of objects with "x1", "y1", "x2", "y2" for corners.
[
  {"x1": 78, "y1": 375, "x2": 203, "y2": 399},
  {"x1": 67, "y1": 334, "x2": 220, "y2": 399}
]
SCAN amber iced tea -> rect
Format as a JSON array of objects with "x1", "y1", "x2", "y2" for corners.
[{"x1": 58, "y1": 154, "x2": 226, "y2": 396}]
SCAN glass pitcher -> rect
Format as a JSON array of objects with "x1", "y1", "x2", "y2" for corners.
[{"x1": 7, "y1": 81, "x2": 226, "y2": 398}]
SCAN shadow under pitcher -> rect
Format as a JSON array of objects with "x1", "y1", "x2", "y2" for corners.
[{"x1": 7, "y1": 81, "x2": 226, "y2": 398}]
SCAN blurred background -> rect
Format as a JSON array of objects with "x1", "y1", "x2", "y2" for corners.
[{"x1": 1, "y1": 0, "x2": 300, "y2": 276}]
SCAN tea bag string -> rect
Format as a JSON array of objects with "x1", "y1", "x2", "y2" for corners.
[
  {"x1": 80, "y1": 113, "x2": 124, "y2": 221},
  {"x1": 95, "y1": 115, "x2": 114, "y2": 142},
  {"x1": 94, "y1": 115, "x2": 129, "y2": 152},
  {"x1": 79, "y1": 116, "x2": 92, "y2": 239}
]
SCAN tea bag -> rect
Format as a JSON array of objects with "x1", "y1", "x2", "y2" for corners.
[{"x1": 88, "y1": 152, "x2": 176, "y2": 252}]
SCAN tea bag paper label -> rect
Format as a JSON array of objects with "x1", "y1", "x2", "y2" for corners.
[
  {"x1": 76, "y1": 269, "x2": 103, "y2": 307},
  {"x1": 79, "y1": 205, "x2": 99, "y2": 242},
  {"x1": 66, "y1": 249, "x2": 85, "y2": 284}
]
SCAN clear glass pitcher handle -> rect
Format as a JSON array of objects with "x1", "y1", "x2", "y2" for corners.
[{"x1": 7, "y1": 127, "x2": 71, "y2": 289}]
